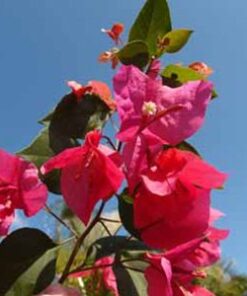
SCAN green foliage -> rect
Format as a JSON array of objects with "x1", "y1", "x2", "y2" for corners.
[
  {"x1": 113, "y1": 262, "x2": 147, "y2": 296},
  {"x1": 0, "y1": 228, "x2": 57, "y2": 296},
  {"x1": 118, "y1": 40, "x2": 150, "y2": 69},
  {"x1": 49, "y1": 93, "x2": 111, "y2": 154},
  {"x1": 176, "y1": 141, "x2": 201, "y2": 156},
  {"x1": 157, "y1": 29, "x2": 193, "y2": 55},
  {"x1": 200, "y1": 264, "x2": 247, "y2": 296},
  {"x1": 86, "y1": 236, "x2": 149, "y2": 265},
  {"x1": 162, "y1": 64, "x2": 218, "y2": 98},
  {"x1": 162, "y1": 64, "x2": 205, "y2": 87},
  {"x1": 118, "y1": 190, "x2": 141, "y2": 240},
  {"x1": 18, "y1": 127, "x2": 61, "y2": 194},
  {"x1": 129, "y1": 0, "x2": 172, "y2": 55}
]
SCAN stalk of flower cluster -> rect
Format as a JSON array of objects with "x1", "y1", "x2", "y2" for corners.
[
  {"x1": 45, "y1": 204, "x2": 79, "y2": 239},
  {"x1": 59, "y1": 201, "x2": 105, "y2": 283}
]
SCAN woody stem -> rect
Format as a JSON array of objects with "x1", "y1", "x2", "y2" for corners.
[{"x1": 59, "y1": 201, "x2": 105, "y2": 283}]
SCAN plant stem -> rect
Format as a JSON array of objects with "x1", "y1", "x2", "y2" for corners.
[
  {"x1": 45, "y1": 204, "x2": 79, "y2": 239},
  {"x1": 102, "y1": 135, "x2": 117, "y2": 151},
  {"x1": 59, "y1": 202, "x2": 105, "y2": 283},
  {"x1": 70, "y1": 263, "x2": 114, "y2": 275},
  {"x1": 59, "y1": 236, "x2": 77, "y2": 245},
  {"x1": 99, "y1": 220, "x2": 113, "y2": 236},
  {"x1": 100, "y1": 217, "x2": 121, "y2": 223}
]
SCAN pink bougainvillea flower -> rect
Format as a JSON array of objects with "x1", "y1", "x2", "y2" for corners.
[
  {"x1": 98, "y1": 49, "x2": 120, "y2": 69},
  {"x1": 0, "y1": 149, "x2": 48, "y2": 235},
  {"x1": 187, "y1": 208, "x2": 229, "y2": 268},
  {"x1": 71, "y1": 256, "x2": 119, "y2": 296},
  {"x1": 36, "y1": 284, "x2": 81, "y2": 296},
  {"x1": 113, "y1": 65, "x2": 213, "y2": 145},
  {"x1": 122, "y1": 133, "x2": 163, "y2": 194},
  {"x1": 146, "y1": 59, "x2": 162, "y2": 80},
  {"x1": 101, "y1": 23, "x2": 124, "y2": 45},
  {"x1": 68, "y1": 80, "x2": 116, "y2": 111},
  {"x1": 134, "y1": 148, "x2": 227, "y2": 249},
  {"x1": 41, "y1": 130, "x2": 124, "y2": 225},
  {"x1": 189, "y1": 62, "x2": 213, "y2": 78},
  {"x1": 145, "y1": 238, "x2": 214, "y2": 296}
]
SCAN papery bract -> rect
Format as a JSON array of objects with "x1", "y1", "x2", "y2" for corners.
[
  {"x1": 134, "y1": 148, "x2": 227, "y2": 249},
  {"x1": 41, "y1": 130, "x2": 124, "y2": 225},
  {"x1": 71, "y1": 256, "x2": 119, "y2": 296},
  {"x1": 189, "y1": 62, "x2": 213, "y2": 78},
  {"x1": 98, "y1": 49, "x2": 119, "y2": 69},
  {"x1": 101, "y1": 23, "x2": 124, "y2": 45},
  {"x1": 145, "y1": 238, "x2": 214, "y2": 296},
  {"x1": 36, "y1": 284, "x2": 81, "y2": 296},
  {"x1": 68, "y1": 80, "x2": 116, "y2": 111},
  {"x1": 0, "y1": 149, "x2": 48, "y2": 235},
  {"x1": 188, "y1": 208, "x2": 229, "y2": 267},
  {"x1": 114, "y1": 65, "x2": 213, "y2": 145}
]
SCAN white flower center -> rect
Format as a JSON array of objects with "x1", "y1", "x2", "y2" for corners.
[{"x1": 142, "y1": 101, "x2": 157, "y2": 116}]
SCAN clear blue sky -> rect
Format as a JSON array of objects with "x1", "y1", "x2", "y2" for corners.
[{"x1": 0, "y1": 0, "x2": 246, "y2": 273}]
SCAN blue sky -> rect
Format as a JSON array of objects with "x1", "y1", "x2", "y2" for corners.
[{"x1": 0, "y1": 0, "x2": 246, "y2": 273}]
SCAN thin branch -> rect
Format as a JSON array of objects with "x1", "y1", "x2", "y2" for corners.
[
  {"x1": 59, "y1": 202, "x2": 105, "y2": 283},
  {"x1": 45, "y1": 205, "x2": 79, "y2": 239},
  {"x1": 58, "y1": 236, "x2": 77, "y2": 245},
  {"x1": 69, "y1": 263, "x2": 114, "y2": 275},
  {"x1": 99, "y1": 220, "x2": 113, "y2": 236},
  {"x1": 102, "y1": 135, "x2": 117, "y2": 151},
  {"x1": 100, "y1": 217, "x2": 121, "y2": 223},
  {"x1": 117, "y1": 141, "x2": 123, "y2": 152}
]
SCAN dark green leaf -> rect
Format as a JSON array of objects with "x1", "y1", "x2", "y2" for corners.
[
  {"x1": 129, "y1": 0, "x2": 172, "y2": 55},
  {"x1": 17, "y1": 127, "x2": 61, "y2": 194},
  {"x1": 161, "y1": 64, "x2": 204, "y2": 86},
  {"x1": 86, "y1": 236, "x2": 149, "y2": 265},
  {"x1": 113, "y1": 261, "x2": 148, "y2": 296},
  {"x1": 49, "y1": 93, "x2": 111, "y2": 154},
  {"x1": 118, "y1": 40, "x2": 150, "y2": 69},
  {"x1": 158, "y1": 29, "x2": 193, "y2": 55},
  {"x1": 118, "y1": 190, "x2": 141, "y2": 239},
  {"x1": 38, "y1": 109, "x2": 55, "y2": 126},
  {"x1": 212, "y1": 89, "x2": 218, "y2": 99},
  {"x1": 176, "y1": 141, "x2": 201, "y2": 156},
  {"x1": 0, "y1": 228, "x2": 57, "y2": 296},
  {"x1": 6, "y1": 249, "x2": 57, "y2": 296},
  {"x1": 113, "y1": 264, "x2": 139, "y2": 296},
  {"x1": 161, "y1": 64, "x2": 218, "y2": 99}
]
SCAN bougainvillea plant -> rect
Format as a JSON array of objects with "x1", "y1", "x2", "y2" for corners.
[{"x1": 0, "y1": 1, "x2": 229, "y2": 295}]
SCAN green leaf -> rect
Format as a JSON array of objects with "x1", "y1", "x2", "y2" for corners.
[
  {"x1": 118, "y1": 190, "x2": 141, "y2": 240},
  {"x1": 161, "y1": 64, "x2": 204, "y2": 86},
  {"x1": 161, "y1": 64, "x2": 218, "y2": 99},
  {"x1": 176, "y1": 141, "x2": 201, "y2": 156},
  {"x1": 6, "y1": 249, "x2": 57, "y2": 296},
  {"x1": 86, "y1": 236, "x2": 149, "y2": 265},
  {"x1": 158, "y1": 29, "x2": 193, "y2": 55},
  {"x1": 17, "y1": 127, "x2": 61, "y2": 194},
  {"x1": 118, "y1": 40, "x2": 150, "y2": 69},
  {"x1": 49, "y1": 93, "x2": 111, "y2": 154},
  {"x1": 129, "y1": 0, "x2": 172, "y2": 55},
  {"x1": 38, "y1": 109, "x2": 55, "y2": 126},
  {"x1": 113, "y1": 261, "x2": 148, "y2": 296},
  {"x1": 0, "y1": 228, "x2": 57, "y2": 296}
]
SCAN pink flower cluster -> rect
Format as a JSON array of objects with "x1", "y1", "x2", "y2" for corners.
[
  {"x1": 0, "y1": 51, "x2": 228, "y2": 294},
  {"x1": 41, "y1": 63, "x2": 228, "y2": 294},
  {"x1": 0, "y1": 149, "x2": 47, "y2": 235}
]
